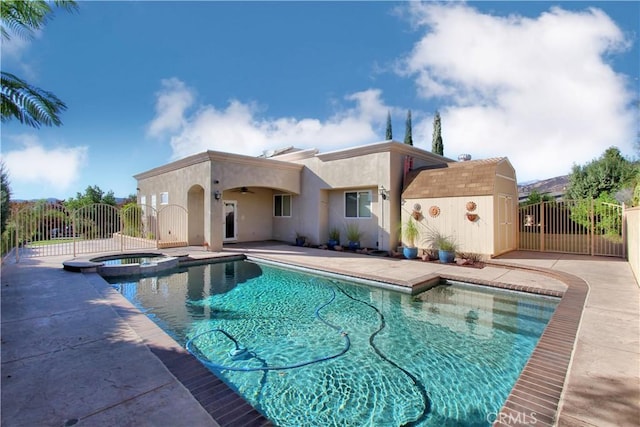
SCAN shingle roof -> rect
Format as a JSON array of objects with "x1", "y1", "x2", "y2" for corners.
[{"x1": 402, "y1": 157, "x2": 508, "y2": 198}]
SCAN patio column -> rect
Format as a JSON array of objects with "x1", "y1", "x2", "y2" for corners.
[{"x1": 207, "y1": 188, "x2": 224, "y2": 251}]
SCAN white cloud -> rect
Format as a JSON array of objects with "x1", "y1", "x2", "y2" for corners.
[
  {"x1": 146, "y1": 77, "x2": 195, "y2": 138},
  {"x1": 401, "y1": 3, "x2": 637, "y2": 181},
  {"x1": 0, "y1": 29, "x2": 41, "y2": 81},
  {"x1": 148, "y1": 80, "x2": 389, "y2": 159},
  {"x1": 1, "y1": 134, "x2": 88, "y2": 192}
]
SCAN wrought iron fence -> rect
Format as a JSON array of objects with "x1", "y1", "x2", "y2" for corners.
[
  {"x1": 2, "y1": 202, "x2": 189, "y2": 260},
  {"x1": 518, "y1": 199, "x2": 624, "y2": 257}
]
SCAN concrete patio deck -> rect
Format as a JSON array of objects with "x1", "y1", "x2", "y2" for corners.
[{"x1": 1, "y1": 244, "x2": 638, "y2": 426}]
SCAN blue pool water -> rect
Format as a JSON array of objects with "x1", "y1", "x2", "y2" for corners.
[{"x1": 108, "y1": 260, "x2": 559, "y2": 426}]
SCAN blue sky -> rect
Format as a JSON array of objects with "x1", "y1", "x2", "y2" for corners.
[{"x1": 1, "y1": 1, "x2": 638, "y2": 200}]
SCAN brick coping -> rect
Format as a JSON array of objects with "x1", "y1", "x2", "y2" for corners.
[{"x1": 485, "y1": 261, "x2": 588, "y2": 427}]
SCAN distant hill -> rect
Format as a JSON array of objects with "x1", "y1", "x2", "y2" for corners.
[{"x1": 518, "y1": 175, "x2": 569, "y2": 201}]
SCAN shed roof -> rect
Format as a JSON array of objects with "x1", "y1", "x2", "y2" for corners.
[{"x1": 402, "y1": 157, "x2": 511, "y2": 198}]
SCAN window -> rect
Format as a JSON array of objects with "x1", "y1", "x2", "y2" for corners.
[
  {"x1": 345, "y1": 191, "x2": 371, "y2": 218},
  {"x1": 151, "y1": 194, "x2": 157, "y2": 210},
  {"x1": 140, "y1": 196, "x2": 146, "y2": 215},
  {"x1": 274, "y1": 194, "x2": 291, "y2": 217},
  {"x1": 160, "y1": 192, "x2": 169, "y2": 205}
]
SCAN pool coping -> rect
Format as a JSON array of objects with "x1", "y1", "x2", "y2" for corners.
[
  {"x1": 485, "y1": 261, "x2": 588, "y2": 427},
  {"x1": 87, "y1": 253, "x2": 272, "y2": 427},
  {"x1": 99, "y1": 250, "x2": 585, "y2": 427}
]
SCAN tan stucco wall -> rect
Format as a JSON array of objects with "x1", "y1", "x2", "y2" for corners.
[
  {"x1": 222, "y1": 188, "x2": 273, "y2": 242},
  {"x1": 135, "y1": 151, "x2": 303, "y2": 250},
  {"x1": 290, "y1": 143, "x2": 447, "y2": 250},
  {"x1": 292, "y1": 151, "x2": 393, "y2": 247},
  {"x1": 215, "y1": 156, "x2": 301, "y2": 195},
  {"x1": 324, "y1": 189, "x2": 379, "y2": 248},
  {"x1": 136, "y1": 158, "x2": 215, "y2": 247},
  {"x1": 137, "y1": 160, "x2": 211, "y2": 208},
  {"x1": 626, "y1": 206, "x2": 640, "y2": 285}
]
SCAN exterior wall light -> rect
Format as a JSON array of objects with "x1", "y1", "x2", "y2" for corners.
[
  {"x1": 214, "y1": 190, "x2": 221, "y2": 200},
  {"x1": 379, "y1": 185, "x2": 389, "y2": 200}
]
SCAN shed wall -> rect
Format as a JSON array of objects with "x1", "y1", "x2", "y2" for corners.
[{"x1": 402, "y1": 195, "x2": 496, "y2": 256}]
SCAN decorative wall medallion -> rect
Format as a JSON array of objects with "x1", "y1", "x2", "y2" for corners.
[
  {"x1": 412, "y1": 203, "x2": 423, "y2": 220},
  {"x1": 466, "y1": 201, "x2": 477, "y2": 212},
  {"x1": 429, "y1": 205, "x2": 440, "y2": 218},
  {"x1": 466, "y1": 213, "x2": 479, "y2": 222}
]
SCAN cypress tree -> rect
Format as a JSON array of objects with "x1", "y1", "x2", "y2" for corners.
[
  {"x1": 404, "y1": 110, "x2": 413, "y2": 146},
  {"x1": 385, "y1": 111, "x2": 392, "y2": 140},
  {"x1": 432, "y1": 110, "x2": 444, "y2": 155}
]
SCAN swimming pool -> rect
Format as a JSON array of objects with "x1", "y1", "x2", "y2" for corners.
[{"x1": 108, "y1": 260, "x2": 559, "y2": 426}]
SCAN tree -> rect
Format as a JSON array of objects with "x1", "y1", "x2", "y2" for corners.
[
  {"x1": 65, "y1": 185, "x2": 118, "y2": 239},
  {"x1": 385, "y1": 111, "x2": 392, "y2": 140},
  {"x1": 404, "y1": 110, "x2": 413, "y2": 146},
  {"x1": 431, "y1": 110, "x2": 444, "y2": 156},
  {"x1": 566, "y1": 147, "x2": 637, "y2": 201},
  {"x1": 119, "y1": 193, "x2": 137, "y2": 206},
  {"x1": 520, "y1": 189, "x2": 554, "y2": 206},
  {"x1": 1, "y1": 0, "x2": 77, "y2": 128},
  {"x1": 65, "y1": 185, "x2": 117, "y2": 211},
  {"x1": 1, "y1": 161, "x2": 11, "y2": 235}
]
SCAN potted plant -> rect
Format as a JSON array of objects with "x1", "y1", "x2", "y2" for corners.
[
  {"x1": 401, "y1": 217, "x2": 420, "y2": 259},
  {"x1": 345, "y1": 223, "x2": 362, "y2": 250},
  {"x1": 295, "y1": 232, "x2": 306, "y2": 247},
  {"x1": 327, "y1": 227, "x2": 340, "y2": 249},
  {"x1": 426, "y1": 228, "x2": 458, "y2": 263}
]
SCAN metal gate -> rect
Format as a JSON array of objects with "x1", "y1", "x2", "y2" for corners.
[
  {"x1": 518, "y1": 199, "x2": 625, "y2": 257},
  {"x1": 3, "y1": 202, "x2": 189, "y2": 260}
]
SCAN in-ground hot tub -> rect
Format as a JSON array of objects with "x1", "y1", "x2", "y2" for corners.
[
  {"x1": 92, "y1": 253, "x2": 179, "y2": 277},
  {"x1": 63, "y1": 252, "x2": 181, "y2": 277}
]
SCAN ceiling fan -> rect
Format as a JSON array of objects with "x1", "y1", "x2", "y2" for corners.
[{"x1": 231, "y1": 186, "x2": 255, "y2": 194}]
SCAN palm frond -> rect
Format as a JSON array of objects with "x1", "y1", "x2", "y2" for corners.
[
  {"x1": 1, "y1": 71, "x2": 67, "y2": 128},
  {"x1": 1, "y1": 0, "x2": 77, "y2": 41},
  {"x1": 1, "y1": 0, "x2": 51, "y2": 40}
]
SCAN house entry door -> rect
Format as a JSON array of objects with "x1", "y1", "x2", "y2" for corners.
[{"x1": 223, "y1": 201, "x2": 237, "y2": 241}]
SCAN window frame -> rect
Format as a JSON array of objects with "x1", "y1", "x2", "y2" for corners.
[
  {"x1": 273, "y1": 194, "x2": 292, "y2": 218},
  {"x1": 344, "y1": 190, "x2": 372, "y2": 219},
  {"x1": 160, "y1": 192, "x2": 169, "y2": 205},
  {"x1": 140, "y1": 195, "x2": 147, "y2": 215}
]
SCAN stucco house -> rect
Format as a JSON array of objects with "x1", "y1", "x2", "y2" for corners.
[
  {"x1": 134, "y1": 140, "x2": 452, "y2": 252},
  {"x1": 133, "y1": 140, "x2": 517, "y2": 257}
]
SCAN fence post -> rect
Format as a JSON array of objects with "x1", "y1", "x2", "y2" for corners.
[
  {"x1": 120, "y1": 209, "x2": 124, "y2": 253},
  {"x1": 15, "y1": 222, "x2": 20, "y2": 263},
  {"x1": 73, "y1": 212, "x2": 77, "y2": 257},
  {"x1": 590, "y1": 199, "x2": 595, "y2": 256},
  {"x1": 622, "y1": 203, "x2": 627, "y2": 259},
  {"x1": 540, "y1": 202, "x2": 545, "y2": 252}
]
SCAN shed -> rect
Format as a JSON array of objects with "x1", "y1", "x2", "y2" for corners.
[{"x1": 401, "y1": 157, "x2": 518, "y2": 258}]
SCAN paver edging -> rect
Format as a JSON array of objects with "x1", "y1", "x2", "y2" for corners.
[{"x1": 485, "y1": 261, "x2": 589, "y2": 427}]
